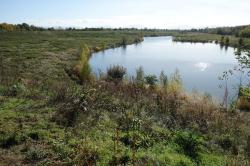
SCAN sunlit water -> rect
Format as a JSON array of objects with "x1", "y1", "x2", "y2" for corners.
[{"x1": 90, "y1": 36, "x2": 242, "y2": 101}]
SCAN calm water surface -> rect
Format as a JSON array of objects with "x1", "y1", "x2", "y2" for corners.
[{"x1": 89, "y1": 36, "x2": 240, "y2": 100}]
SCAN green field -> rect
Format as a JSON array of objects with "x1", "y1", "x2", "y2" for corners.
[{"x1": 0, "y1": 30, "x2": 250, "y2": 165}]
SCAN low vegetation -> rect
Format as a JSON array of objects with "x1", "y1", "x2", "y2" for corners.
[
  {"x1": 0, "y1": 24, "x2": 250, "y2": 165},
  {"x1": 173, "y1": 31, "x2": 250, "y2": 49}
]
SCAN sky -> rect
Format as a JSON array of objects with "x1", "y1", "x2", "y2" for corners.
[{"x1": 1, "y1": 0, "x2": 250, "y2": 29}]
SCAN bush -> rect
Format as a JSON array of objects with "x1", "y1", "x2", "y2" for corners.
[
  {"x1": 237, "y1": 97, "x2": 250, "y2": 111},
  {"x1": 49, "y1": 82, "x2": 70, "y2": 103},
  {"x1": 52, "y1": 141, "x2": 74, "y2": 160},
  {"x1": 134, "y1": 36, "x2": 142, "y2": 43},
  {"x1": 217, "y1": 135, "x2": 234, "y2": 151},
  {"x1": 28, "y1": 131, "x2": 39, "y2": 141},
  {"x1": 174, "y1": 131, "x2": 203, "y2": 160},
  {"x1": 246, "y1": 136, "x2": 250, "y2": 158},
  {"x1": 144, "y1": 75, "x2": 158, "y2": 87},
  {"x1": 53, "y1": 89, "x2": 88, "y2": 127},
  {"x1": 0, "y1": 133, "x2": 18, "y2": 149},
  {"x1": 109, "y1": 155, "x2": 130, "y2": 166},
  {"x1": 107, "y1": 65, "x2": 126, "y2": 81},
  {"x1": 74, "y1": 141, "x2": 99, "y2": 165},
  {"x1": 238, "y1": 38, "x2": 244, "y2": 46},
  {"x1": 120, "y1": 132, "x2": 152, "y2": 149},
  {"x1": 25, "y1": 148, "x2": 47, "y2": 161},
  {"x1": 3, "y1": 83, "x2": 26, "y2": 97},
  {"x1": 240, "y1": 26, "x2": 250, "y2": 38}
]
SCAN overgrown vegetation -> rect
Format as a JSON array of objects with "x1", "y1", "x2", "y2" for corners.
[
  {"x1": 0, "y1": 27, "x2": 250, "y2": 165},
  {"x1": 173, "y1": 31, "x2": 250, "y2": 49}
]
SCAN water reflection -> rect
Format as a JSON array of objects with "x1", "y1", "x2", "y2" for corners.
[
  {"x1": 90, "y1": 36, "x2": 240, "y2": 99},
  {"x1": 194, "y1": 62, "x2": 211, "y2": 71}
]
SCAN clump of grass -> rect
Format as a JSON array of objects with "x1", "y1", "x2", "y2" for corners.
[
  {"x1": 168, "y1": 69, "x2": 183, "y2": 94},
  {"x1": 25, "y1": 148, "x2": 47, "y2": 162},
  {"x1": 74, "y1": 140, "x2": 99, "y2": 165},
  {"x1": 217, "y1": 135, "x2": 235, "y2": 152},
  {"x1": 237, "y1": 87, "x2": 250, "y2": 111},
  {"x1": 174, "y1": 131, "x2": 203, "y2": 161},
  {"x1": 159, "y1": 70, "x2": 168, "y2": 89},
  {"x1": 107, "y1": 65, "x2": 126, "y2": 81}
]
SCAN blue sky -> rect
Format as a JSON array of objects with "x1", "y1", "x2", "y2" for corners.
[{"x1": 1, "y1": 0, "x2": 250, "y2": 29}]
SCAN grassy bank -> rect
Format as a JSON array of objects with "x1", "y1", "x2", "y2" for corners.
[
  {"x1": 0, "y1": 30, "x2": 250, "y2": 165},
  {"x1": 173, "y1": 32, "x2": 250, "y2": 49}
]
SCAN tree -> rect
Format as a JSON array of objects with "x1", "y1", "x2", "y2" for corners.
[{"x1": 0, "y1": 23, "x2": 14, "y2": 32}]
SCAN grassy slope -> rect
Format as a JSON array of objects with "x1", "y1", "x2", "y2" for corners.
[{"x1": 0, "y1": 31, "x2": 250, "y2": 165}]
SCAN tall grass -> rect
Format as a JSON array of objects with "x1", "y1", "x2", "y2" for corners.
[
  {"x1": 74, "y1": 44, "x2": 92, "y2": 83},
  {"x1": 135, "y1": 66, "x2": 145, "y2": 86},
  {"x1": 167, "y1": 69, "x2": 183, "y2": 94}
]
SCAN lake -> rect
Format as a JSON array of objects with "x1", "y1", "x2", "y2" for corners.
[{"x1": 89, "y1": 36, "x2": 240, "y2": 101}]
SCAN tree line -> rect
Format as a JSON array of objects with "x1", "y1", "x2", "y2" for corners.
[
  {"x1": 185, "y1": 25, "x2": 250, "y2": 38},
  {"x1": 0, "y1": 22, "x2": 170, "y2": 32},
  {"x1": 1, "y1": 22, "x2": 250, "y2": 38}
]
